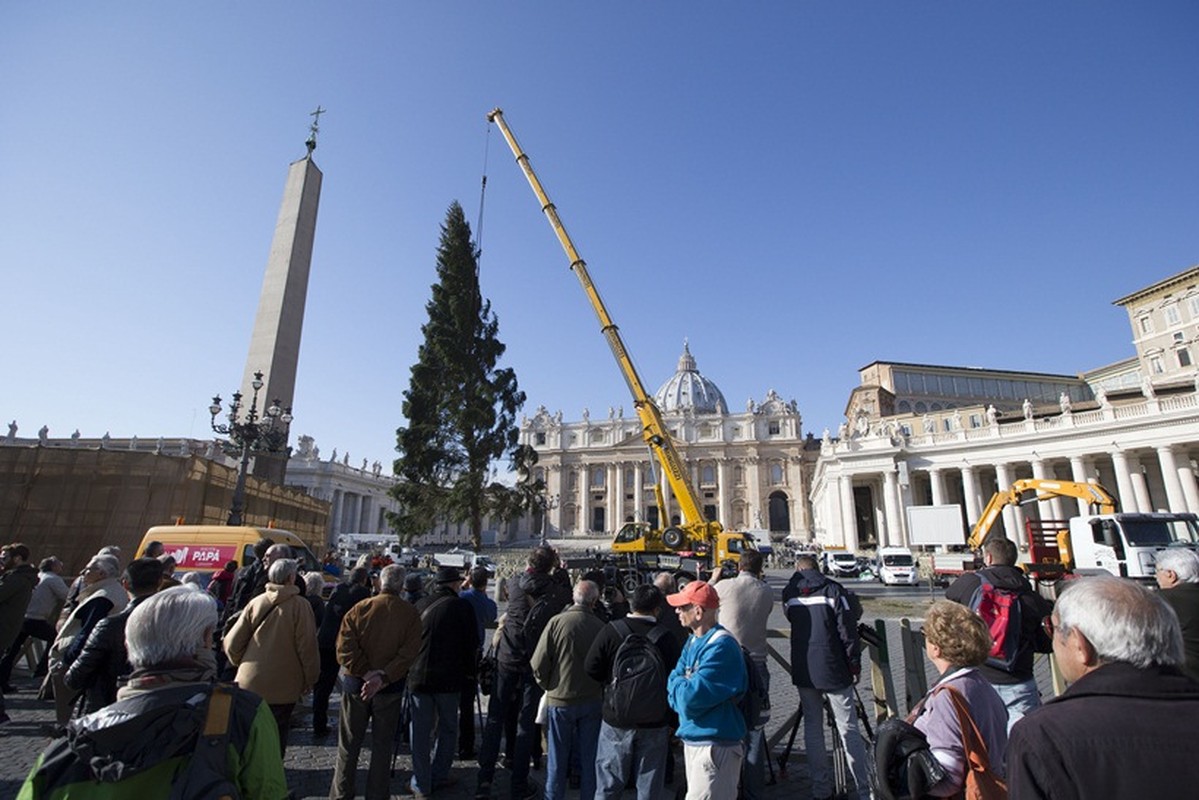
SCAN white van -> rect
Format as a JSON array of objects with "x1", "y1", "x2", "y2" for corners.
[{"x1": 877, "y1": 546, "x2": 919, "y2": 586}]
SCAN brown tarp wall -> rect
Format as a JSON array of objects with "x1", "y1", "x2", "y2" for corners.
[{"x1": 0, "y1": 446, "x2": 329, "y2": 573}]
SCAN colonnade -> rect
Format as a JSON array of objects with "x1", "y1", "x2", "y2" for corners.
[{"x1": 829, "y1": 443, "x2": 1199, "y2": 551}]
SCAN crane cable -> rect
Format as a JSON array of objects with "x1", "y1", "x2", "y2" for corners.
[{"x1": 475, "y1": 119, "x2": 493, "y2": 277}]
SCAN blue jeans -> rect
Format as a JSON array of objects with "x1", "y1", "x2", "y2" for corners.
[
  {"x1": 742, "y1": 657, "x2": 771, "y2": 800},
  {"x1": 409, "y1": 691, "x2": 460, "y2": 794},
  {"x1": 478, "y1": 668, "x2": 541, "y2": 794},
  {"x1": 546, "y1": 700, "x2": 602, "y2": 800},
  {"x1": 595, "y1": 721, "x2": 670, "y2": 800},
  {"x1": 993, "y1": 678, "x2": 1040, "y2": 732}
]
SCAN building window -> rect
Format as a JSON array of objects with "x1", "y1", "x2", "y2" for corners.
[
  {"x1": 1150, "y1": 356, "x2": 1165, "y2": 374},
  {"x1": 734, "y1": 466, "x2": 744, "y2": 486},
  {"x1": 568, "y1": 472, "x2": 578, "y2": 490},
  {"x1": 1166, "y1": 304, "x2": 1181, "y2": 326},
  {"x1": 1175, "y1": 332, "x2": 1186, "y2": 343},
  {"x1": 969, "y1": 414, "x2": 981, "y2": 429},
  {"x1": 590, "y1": 430, "x2": 605, "y2": 444},
  {"x1": 701, "y1": 465, "x2": 716, "y2": 486},
  {"x1": 624, "y1": 469, "x2": 635, "y2": 489},
  {"x1": 767, "y1": 420, "x2": 780, "y2": 435},
  {"x1": 535, "y1": 432, "x2": 546, "y2": 445},
  {"x1": 897, "y1": 400, "x2": 911, "y2": 413},
  {"x1": 770, "y1": 463, "x2": 784, "y2": 485},
  {"x1": 534, "y1": 468, "x2": 545, "y2": 483},
  {"x1": 1190, "y1": 296, "x2": 1199, "y2": 318},
  {"x1": 1180, "y1": 349, "x2": 1193, "y2": 368},
  {"x1": 590, "y1": 467, "x2": 605, "y2": 488},
  {"x1": 569, "y1": 433, "x2": 578, "y2": 445}
]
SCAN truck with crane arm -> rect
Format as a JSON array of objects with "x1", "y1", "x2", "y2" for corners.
[
  {"x1": 965, "y1": 478, "x2": 1199, "y2": 587},
  {"x1": 487, "y1": 108, "x2": 752, "y2": 590}
]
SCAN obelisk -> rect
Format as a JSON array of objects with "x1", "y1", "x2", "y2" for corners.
[{"x1": 241, "y1": 107, "x2": 324, "y2": 482}]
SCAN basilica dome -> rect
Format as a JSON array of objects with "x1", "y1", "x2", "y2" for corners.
[{"x1": 653, "y1": 342, "x2": 728, "y2": 415}]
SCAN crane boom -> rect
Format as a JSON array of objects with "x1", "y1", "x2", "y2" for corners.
[{"x1": 487, "y1": 108, "x2": 718, "y2": 545}]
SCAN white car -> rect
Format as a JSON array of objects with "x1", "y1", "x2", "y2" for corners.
[{"x1": 877, "y1": 547, "x2": 920, "y2": 586}]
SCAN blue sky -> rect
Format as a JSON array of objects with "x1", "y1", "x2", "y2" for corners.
[{"x1": 2, "y1": 3, "x2": 1196, "y2": 471}]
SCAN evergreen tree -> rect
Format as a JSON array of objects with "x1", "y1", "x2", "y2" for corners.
[{"x1": 389, "y1": 202, "x2": 540, "y2": 550}]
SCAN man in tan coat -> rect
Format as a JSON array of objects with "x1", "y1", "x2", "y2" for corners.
[
  {"x1": 225, "y1": 558, "x2": 319, "y2": 755},
  {"x1": 330, "y1": 563, "x2": 422, "y2": 800}
]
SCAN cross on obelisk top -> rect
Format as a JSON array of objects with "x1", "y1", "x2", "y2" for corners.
[{"x1": 306, "y1": 105, "x2": 326, "y2": 155}]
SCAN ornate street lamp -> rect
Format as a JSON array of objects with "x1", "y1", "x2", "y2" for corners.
[
  {"x1": 209, "y1": 370, "x2": 293, "y2": 526},
  {"x1": 539, "y1": 493, "x2": 560, "y2": 547}
]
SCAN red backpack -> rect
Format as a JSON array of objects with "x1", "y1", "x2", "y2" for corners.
[{"x1": 967, "y1": 573, "x2": 1022, "y2": 672}]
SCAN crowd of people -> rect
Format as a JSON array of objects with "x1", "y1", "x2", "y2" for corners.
[{"x1": 2, "y1": 537, "x2": 1199, "y2": 799}]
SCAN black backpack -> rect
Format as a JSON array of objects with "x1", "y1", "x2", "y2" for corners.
[
  {"x1": 520, "y1": 591, "x2": 568, "y2": 660},
  {"x1": 604, "y1": 621, "x2": 671, "y2": 728}
]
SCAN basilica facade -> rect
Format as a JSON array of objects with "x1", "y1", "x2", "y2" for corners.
[{"x1": 520, "y1": 344, "x2": 818, "y2": 542}]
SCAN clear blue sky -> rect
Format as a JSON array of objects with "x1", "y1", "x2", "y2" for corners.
[{"x1": 2, "y1": 3, "x2": 1196, "y2": 471}]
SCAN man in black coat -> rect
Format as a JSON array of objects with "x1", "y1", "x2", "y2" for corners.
[
  {"x1": 475, "y1": 546, "x2": 571, "y2": 800},
  {"x1": 782, "y1": 554, "x2": 871, "y2": 800},
  {"x1": 1154, "y1": 547, "x2": 1199, "y2": 681},
  {"x1": 63, "y1": 557, "x2": 163, "y2": 716},
  {"x1": 945, "y1": 536, "x2": 1053, "y2": 730},
  {"x1": 408, "y1": 567, "x2": 480, "y2": 797},
  {"x1": 1008, "y1": 575, "x2": 1199, "y2": 800},
  {"x1": 584, "y1": 584, "x2": 682, "y2": 800},
  {"x1": 312, "y1": 566, "x2": 372, "y2": 737}
]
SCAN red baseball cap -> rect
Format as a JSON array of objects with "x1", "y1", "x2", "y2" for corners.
[{"x1": 666, "y1": 580, "x2": 720, "y2": 610}]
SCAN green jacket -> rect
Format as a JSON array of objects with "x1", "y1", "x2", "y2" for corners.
[
  {"x1": 18, "y1": 681, "x2": 287, "y2": 799},
  {"x1": 532, "y1": 603, "x2": 606, "y2": 706}
]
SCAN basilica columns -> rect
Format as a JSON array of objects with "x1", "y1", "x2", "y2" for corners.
[
  {"x1": 883, "y1": 469, "x2": 903, "y2": 547},
  {"x1": 839, "y1": 475, "x2": 858, "y2": 551},
  {"x1": 1109, "y1": 451, "x2": 1139, "y2": 513}
]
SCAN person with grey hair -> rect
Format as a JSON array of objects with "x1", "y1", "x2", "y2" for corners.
[
  {"x1": 0, "y1": 555, "x2": 66, "y2": 692},
  {"x1": 18, "y1": 586, "x2": 288, "y2": 798},
  {"x1": 331, "y1": 562, "x2": 422, "y2": 800},
  {"x1": 532, "y1": 579, "x2": 606, "y2": 800},
  {"x1": 224, "y1": 558, "x2": 319, "y2": 755},
  {"x1": 1007, "y1": 575, "x2": 1199, "y2": 799},
  {"x1": 46, "y1": 555, "x2": 128, "y2": 725},
  {"x1": 1155, "y1": 547, "x2": 1199, "y2": 681}
]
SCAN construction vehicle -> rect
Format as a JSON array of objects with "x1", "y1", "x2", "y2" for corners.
[
  {"x1": 487, "y1": 108, "x2": 752, "y2": 585},
  {"x1": 967, "y1": 478, "x2": 1199, "y2": 585}
]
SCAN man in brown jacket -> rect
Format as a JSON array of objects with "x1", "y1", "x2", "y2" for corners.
[{"x1": 330, "y1": 564, "x2": 423, "y2": 800}]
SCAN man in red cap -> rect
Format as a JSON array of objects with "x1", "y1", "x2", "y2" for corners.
[{"x1": 665, "y1": 581, "x2": 747, "y2": 799}]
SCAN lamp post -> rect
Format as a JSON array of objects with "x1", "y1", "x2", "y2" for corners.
[
  {"x1": 209, "y1": 370, "x2": 293, "y2": 526},
  {"x1": 539, "y1": 493, "x2": 560, "y2": 547}
]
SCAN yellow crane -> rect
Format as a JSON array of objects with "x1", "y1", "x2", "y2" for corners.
[{"x1": 487, "y1": 108, "x2": 750, "y2": 571}]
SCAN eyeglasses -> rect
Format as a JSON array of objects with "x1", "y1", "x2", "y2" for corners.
[
  {"x1": 1041, "y1": 616, "x2": 1060, "y2": 639},
  {"x1": 674, "y1": 604, "x2": 694, "y2": 614}
]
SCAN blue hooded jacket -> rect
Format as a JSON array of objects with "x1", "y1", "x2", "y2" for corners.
[{"x1": 667, "y1": 624, "x2": 747, "y2": 743}]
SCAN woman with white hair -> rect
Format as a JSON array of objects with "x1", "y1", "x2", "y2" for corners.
[
  {"x1": 18, "y1": 586, "x2": 288, "y2": 798},
  {"x1": 1155, "y1": 547, "x2": 1199, "y2": 681},
  {"x1": 224, "y1": 557, "x2": 319, "y2": 754},
  {"x1": 45, "y1": 554, "x2": 128, "y2": 725}
]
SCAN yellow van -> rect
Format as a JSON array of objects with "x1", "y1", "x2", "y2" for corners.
[{"x1": 135, "y1": 524, "x2": 325, "y2": 578}]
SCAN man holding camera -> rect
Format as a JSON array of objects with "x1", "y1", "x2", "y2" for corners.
[{"x1": 782, "y1": 554, "x2": 871, "y2": 800}]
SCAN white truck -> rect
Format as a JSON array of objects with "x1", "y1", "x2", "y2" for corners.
[{"x1": 432, "y1": 548, "x2": 497, "y2": 575}]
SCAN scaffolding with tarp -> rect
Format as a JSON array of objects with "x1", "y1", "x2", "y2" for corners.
[{"x1": 0, "y1": 445, "x2": 329, "y2": 572}]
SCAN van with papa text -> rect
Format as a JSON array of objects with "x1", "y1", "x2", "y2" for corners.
[{"x1": 136, "y1": 524, "x2": 324, "y2": 583}]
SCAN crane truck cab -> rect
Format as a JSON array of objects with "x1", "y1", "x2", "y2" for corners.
[{"x1": 1029, "y1": 512, "x2": 1199, "y2": 582}]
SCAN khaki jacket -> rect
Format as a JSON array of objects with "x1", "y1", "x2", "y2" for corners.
[{"x1": 225, "y1": 582, "x2": 319, "y2": 704}]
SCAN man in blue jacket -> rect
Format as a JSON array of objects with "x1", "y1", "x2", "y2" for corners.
[
  {"x1": 666, "y1": 580, "x2": 746, "y2": 799},
  {"x1": 782, "y1": 554, "x2": 871, "y2": 800}
]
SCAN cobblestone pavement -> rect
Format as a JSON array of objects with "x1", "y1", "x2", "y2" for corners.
[{"x1": 0, "y1": 568, "x2": 1052, "y2": 799}]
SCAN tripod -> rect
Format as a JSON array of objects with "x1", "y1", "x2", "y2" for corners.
[{"x1": 778, "y1": 687, "x2": 875, "y2": 799}]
